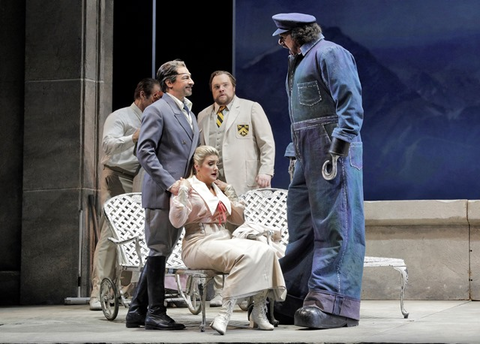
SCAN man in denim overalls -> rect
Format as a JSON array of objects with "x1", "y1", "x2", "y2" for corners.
[{"x1": 271, "y1": 12, "x2": 365, "y2": 329}]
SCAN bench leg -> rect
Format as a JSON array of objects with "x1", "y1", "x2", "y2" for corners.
[
  {"x1": 393, "y1": 266, "x2": 409, "y2": 318},
  {"x1": 198, "y1": 280, "x2": 206, "y2": 332}
]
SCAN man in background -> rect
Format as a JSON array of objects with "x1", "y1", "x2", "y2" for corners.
[{"x1": 197, "y1": 70, "x2": 275, "y2": 306}]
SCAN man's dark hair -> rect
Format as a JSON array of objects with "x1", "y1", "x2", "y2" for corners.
[
  {"x1": 290, "y1": 23, "x2": 322, "y2": 46},
  {"x1": 156, "y1": 59, "x2": 186, "y2": 93},
  {"x1": 134, "y1": 78, "x2": 160, "y2": 100}
]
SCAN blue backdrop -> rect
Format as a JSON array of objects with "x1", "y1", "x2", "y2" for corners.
[{"x1": 234, "y1": 0, "x2": 480, "y2": 201}]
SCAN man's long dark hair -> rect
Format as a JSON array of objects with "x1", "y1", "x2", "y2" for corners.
[{"x1": 290, "y1": 23, "x2": 322, "y2": 46}]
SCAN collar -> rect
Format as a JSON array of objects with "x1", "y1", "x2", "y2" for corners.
[
  {"x1": 165, "y1": 93, "x2": 193, "y2": 112},
  {"x1": 130, "y1": 102, "x2": 143, "y2": 120},
  {"x1": 300, "y1": 35, "x2": 324, "y2": 56},
  {"x1": 189, "y1": 176, "x2": 232, "y2": 215},
  {"x1": 214, "y1": 100, "x2": 232, "y2": 113}
]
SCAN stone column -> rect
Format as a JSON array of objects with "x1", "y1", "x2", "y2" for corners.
[
  {"x1": 0, "y1": 0, "x2": 26, "y2": 306},
  {"x1": 22, "y1": 0, "x2": 113, "y2": 304}
]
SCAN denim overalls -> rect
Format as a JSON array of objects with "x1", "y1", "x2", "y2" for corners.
[{"x1": 279, "y1": 35, "x2": 366, "y2": 321}]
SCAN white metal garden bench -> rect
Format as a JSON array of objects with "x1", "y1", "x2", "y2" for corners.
[{"x1": 100, "y1": 188, "x2": 408, "y2": 332}]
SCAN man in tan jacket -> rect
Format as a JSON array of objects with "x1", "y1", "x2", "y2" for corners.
[{"x1": 197, "y1": 70, "x2": 276, "y2": 306}]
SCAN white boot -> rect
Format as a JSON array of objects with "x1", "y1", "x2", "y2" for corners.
[
  {"x1": 209, "y1": 293, "x2": 222, "y2": 307},
  {"x1": 209, "y1": 275, "x2": 224, "y2": 307},
  {"x1": 210, "y1": 297, "x2": 236, "y2": 335},
  {"x1": 250, "y1": 291, "x2": 274, "y2": 331}
]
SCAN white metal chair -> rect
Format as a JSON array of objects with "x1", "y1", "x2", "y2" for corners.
[
  {"x1": 239, "y1": 188, "x2": 409, "y2": 319},
  {"x1": 101, "y1": 192, "x2": 225, "y2": 331}
]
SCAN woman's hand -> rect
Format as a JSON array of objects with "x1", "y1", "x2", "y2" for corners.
[
  {"x1": 213, "y1": 179, "x2": 229, "y2": 192},
  {"x1": 178, "y1": 180, "x2": 190, "y2": 205}
]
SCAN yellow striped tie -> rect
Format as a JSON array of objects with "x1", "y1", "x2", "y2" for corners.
[{"x1": 216, "y1": 105, "x2": 226, "y2": 127}]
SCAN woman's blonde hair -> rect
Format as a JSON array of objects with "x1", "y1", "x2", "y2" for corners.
[{"x1": 191, "y1": 145, "x2": 219, "y2": 176}]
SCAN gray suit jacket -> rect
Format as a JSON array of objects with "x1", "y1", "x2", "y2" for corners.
[{"x1": 137, "y1": 93, "x2": 200, "y2": 209}]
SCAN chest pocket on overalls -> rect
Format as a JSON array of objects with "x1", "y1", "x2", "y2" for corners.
[{"x1": 298, "y1": 81, "x2": 322, "y2": 106}]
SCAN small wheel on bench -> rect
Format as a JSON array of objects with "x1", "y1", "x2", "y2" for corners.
[
  {"x1": 185, "y1": 275, "x2": 202, "y2": 315},
  {"x1": 100, "y1": 277, "x2": 119, "y2": 321}
]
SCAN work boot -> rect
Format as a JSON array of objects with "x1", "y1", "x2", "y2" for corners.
[{"x1": 294, "y1": 306, "x2": 359, "y2": 329}]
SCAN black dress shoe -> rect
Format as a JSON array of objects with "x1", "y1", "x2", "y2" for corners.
[
  {"x1": 294, "y1": 306, "x2": 359, "y2": 329},
  {"x1": 145, "y1": 313, "x2": 185, "y2": 330},
  {"x1": 125, "y1": 310, "x2": 146, "y2": 328}
]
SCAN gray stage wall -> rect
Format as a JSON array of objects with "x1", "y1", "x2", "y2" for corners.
[{"x1": 1, "y1": 0, "x2": 479, "y2": 306}]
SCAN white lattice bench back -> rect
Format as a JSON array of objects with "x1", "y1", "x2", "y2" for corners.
[
  {"x1": 239, "y1": 188, "x2": 289, "y2": 246},
  {"x1": 103, "y1": 192, "x2": 186, "y2": 270},
  {"x1": 103, "y1": 192, "x2": 148, "y2": 268}
]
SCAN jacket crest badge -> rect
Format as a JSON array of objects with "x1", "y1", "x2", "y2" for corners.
[{"x1": 237, "y1": 124, "x2": 249, "y2": 137}]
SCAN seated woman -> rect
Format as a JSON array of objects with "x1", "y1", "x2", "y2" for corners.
[{"x1": 169, "y1": 145, "x2": 286, "y2": 335}]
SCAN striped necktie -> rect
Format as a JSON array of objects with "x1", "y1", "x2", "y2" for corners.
[{"x1": 216, "y1": 105, "x2": 226, "y2": 128}]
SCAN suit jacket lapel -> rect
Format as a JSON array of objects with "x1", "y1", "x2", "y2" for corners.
[
  {"x1": 224, "y1": 96, "x2": 240, "y2": 133},
  {"x1": 164, "y1": 95, "x2": 194, "y2": 140},
  {"x1": 200, "y1": 105, "x2": 215, "y2": 145}
]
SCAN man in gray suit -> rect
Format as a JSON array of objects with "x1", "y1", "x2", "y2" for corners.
[{"x1": 125, "y1": 60, "x2": 200, "y2": 330}]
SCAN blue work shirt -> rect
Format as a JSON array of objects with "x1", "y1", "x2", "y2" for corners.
[{"x1": 286, "y1": 34, "x2": 364, "y2": 143}]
